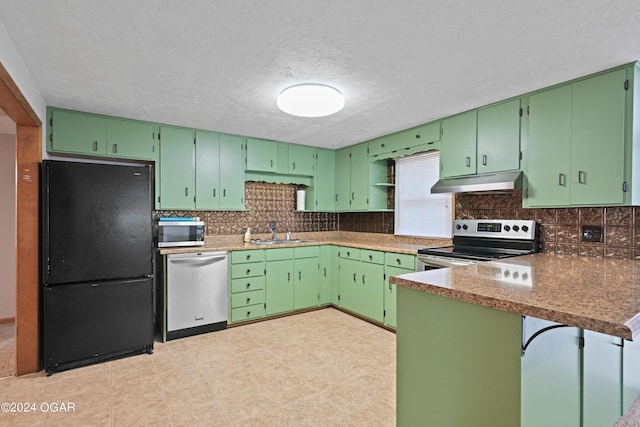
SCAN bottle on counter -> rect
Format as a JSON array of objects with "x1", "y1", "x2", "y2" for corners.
[{"x1": 244, "y1": 227, "x2": 252, "y2": 243}]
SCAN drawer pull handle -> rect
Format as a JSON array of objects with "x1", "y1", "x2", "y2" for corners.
[
  {"x1": 353, "y1": 273, "x2": 356, "y2": 282},
  {"x1": 246, "y1": 298, "x2": 251, "y2": 304},
  {"x1": 397, "y1": 258, "x2": 401, "y2": 265},
  {"x1": 246, "y1": 269, "x2": 251, "y2": 275},
  {"x1": 247, "y1": 311, "x2": 251, "y2": 317},
  {"x1": 213, "y1": 188, "x2": 216, "y2": 197},
  {"x1": 246, "y1": 254, "x2": 251, "y2": 260},
  {"x1": 369, "y1": 255, "x2": 373, "y2": 260},
  {"x1": 298, "y1": 271, "x2": 302, "y2": 280},
  {"x1": 288, "y1": 272, "x2": 290, "y2": 281},
  {"x1": 93, "y1": 141, "x2": 98, "y2": 151},
  {"x1": 578, "y1": 170, "x2": 586, "y2": 184},
  {"x1": 113, "y1": 143, "x2": 118, "y2": 154},
  {"x1": 246, "y1": 283, "x2": 250, "y2": 289},
  {"x1": 362, "y1": 274, "x2": 365, "y2": 284},
  {"x1": 466, "y1": 156, "x2": 471, "y2": 168},
  {"x1": 323, "y1": 267, "x2": 327, "y2": 277}
]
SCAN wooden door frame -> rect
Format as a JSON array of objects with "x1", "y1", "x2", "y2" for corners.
[{"x1": 0, "y1": 62, "x2": 42, "y2": 375}]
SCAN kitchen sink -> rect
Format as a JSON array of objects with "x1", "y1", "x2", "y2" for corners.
[{"x1": 250, "y1": 239, "x2": 314, "y2": 245}]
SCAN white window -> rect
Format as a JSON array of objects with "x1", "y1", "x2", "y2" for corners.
[{"x1": 394, "y1": 151, "x2": 452, "y2": 238}]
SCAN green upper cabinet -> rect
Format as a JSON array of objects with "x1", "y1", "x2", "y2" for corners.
[
  {"x1": 526, "y1": 85, "x2": 572, "y2": 207},
  {"x1": 477, "y1": 99, "x2": 521, "y2": 174},
  {"x1": 48, "y1": 109, "x2": 107, "y2": 155},
  {"x1": 218, "y1": 134, "x2": 246, "y2": 210},
  {"x1": 106, "y1": 118, "x2": 158, "y2": 161},
  {"x1": 288, "y1": 144, "x2": 315, "y2": 176},
  {"x1": 335, "y1": 147, "x2": 352, "y2": 211},
  {"x1": 440, "y1": 110, "x2": 477, "y2": 177},
  {"x1": 194, "y1": 131, "x2": 220, "y2": 210},
  {"x1": 570, "y1": 69, "x2": 626, "y2": 205},
  {"x1": 369, "y1": 121, "x2": 441, "y2": 159},
  {"x1": 159, "y1": 126, "x2": 195, "y2": 210},
  {"x1": 350, "y1": 142, "x2": 370, "y2": 210},
  {"x1": 313, "y1": 148, "x2": 336, "y2": 211},
  {"x1": 246, "y1": 137, "x2": 278, "y2": 172},
  {"x1": 525, "y1": 68, "x2": 628, "y2": 207}
]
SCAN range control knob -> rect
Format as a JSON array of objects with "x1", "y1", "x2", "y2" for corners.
[
  {"x1": 456, "y1": 224, "x2": 462, "y2": 230},
  {"x1": 513, "y1": 225, "x2": 520, "y2": 232},
  {"x1": 522, "y1": 225, "x2": 529, "y2": 233},
  {"x1": 462, "y1": 224, "x2": 468, "y2": 230},
  {"x1": 504, "y1": 225, "x2": 511, "y2": 232}
]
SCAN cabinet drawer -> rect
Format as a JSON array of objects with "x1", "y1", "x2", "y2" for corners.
[
  {"x1": 231, "y1": 250, "x2": 265, "y2": 264},
  {"x1": 231, "y1": 304, "x2": 265, "y2": 323},
  {"x1": 385, "y1": 252, "x2": 416, "y2": 270},
  {"x1": 339, "y1": 247, "x2": 360, "y2": 261},
  {"x1": 231, "y1": 290, "x2": 264, "y2": 308},
  {"x1": 230, "y1": 276, "x2": 264, "y2": 293},
  {"x1": 361, "y1": 249, "x2": 384, "y2": 264},
  {"x1": 265, "y1": 247, "x2": 294, "y2": 261},
  {"x1": 294, "y1": 245, "x2": 320, "y2": 259},
  {"x1": 230, "y1": 263, "x2": 264, "y2": 280}
]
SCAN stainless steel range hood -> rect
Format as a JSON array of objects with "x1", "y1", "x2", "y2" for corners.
[{"x1": 431, "y1": 171, "x2": 523, "y2": 194}]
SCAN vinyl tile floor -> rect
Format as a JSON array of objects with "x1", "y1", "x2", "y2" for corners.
[
  {"x1": 0, "y1": 308, "x2": 396, "y2": 426},
  {"x1": 0, "y1": 323, "x2": 15, "y2": 379}
]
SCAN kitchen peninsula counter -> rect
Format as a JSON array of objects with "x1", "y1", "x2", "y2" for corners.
[
  {"x1": 158, "y1": 231, "x2": 450, "y2": 256},
  {"x1": 392, "y1": 252, "x2": 640, "y2": 426},
  {"x1": 390, "y1": 252, "x2": 640, "y2": 339}
]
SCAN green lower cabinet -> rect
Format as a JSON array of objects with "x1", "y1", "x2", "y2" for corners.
[
  {"x1": 229, "y1": 250, "x2": 265, "y2": 324},
  {"x1": 383, "y1": 266, "x2": 413, "y2": 329},
  {"x1": 521, "y1": 317, "x2": 581, "y2": 427},
  {"x1": 338, "y1": 257, "x2": 360, "y2": 312},
  {"x1": 624, "y1": 337, "x2": 640, "y2": 413},
  {"x1": 582, "y1": 330, "x2": 623, "y2": 427},
  {"x1": 358, "y1": 260, "x2": 384, "y2": 323},
  {"x1": 265, "y1": 258, "x2": 294, "y2": 316},
  {"x1": 293, "y1": 256, "x2": 319, "y2": 310},
  {"x1": 329, "y1": 246, "x2": 340, "y2": 305},
  {"x1": 319, "y1": 245, "x2": 335, "y2": 305}
]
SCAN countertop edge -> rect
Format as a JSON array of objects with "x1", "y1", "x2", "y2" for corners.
[{"x1": 390, "y1": 276, "x2": 635, "y2": 340}]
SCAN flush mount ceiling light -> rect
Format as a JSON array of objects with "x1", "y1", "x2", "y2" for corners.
[{"x1": 277, "y1": 84, "x2": 345, "y2": 117}]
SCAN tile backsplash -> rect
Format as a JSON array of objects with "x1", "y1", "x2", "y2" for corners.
[
  {"x1": 455, "y1": 192, "x2": 639, "y2": 260},
  {"x1": 156, "y1": 181, "x2": 337, "y2": 235}
]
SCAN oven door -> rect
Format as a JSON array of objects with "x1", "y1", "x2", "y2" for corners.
[{"x1": 416, "y1": 254, "x2": 478, "y2": 271}]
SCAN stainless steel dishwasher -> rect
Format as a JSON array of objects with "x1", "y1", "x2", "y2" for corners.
[{"x1": 166, "y1": 251, "x2": 228, "y2": 340}]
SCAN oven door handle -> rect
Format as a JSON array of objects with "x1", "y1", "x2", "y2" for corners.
[{"x1": 417, "y1": 255, "x2": 476, "y2": 269}]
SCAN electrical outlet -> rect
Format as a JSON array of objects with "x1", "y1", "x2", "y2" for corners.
[{"x1": 581, "y1": 225, "x2": 603, "y2": 243}]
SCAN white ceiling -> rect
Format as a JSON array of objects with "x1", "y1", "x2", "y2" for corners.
[{"x1": 1, "y1": 1, "x2": 640, "y2": 149}]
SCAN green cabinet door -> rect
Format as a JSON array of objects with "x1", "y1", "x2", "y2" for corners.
[
  {"x1": 265, "y1": 258, "x2": 294, "y2": 315},
  {"x1": 294, "y1": 256, "x2": 319, "y2": 310},
  {"x1": 159, "y1": 127, "x2": 195, "y2": 210},
  {"x1": 477, "y1": 99, "x2": 521, "y2": 174},
  {"x1": 330, "y1": 246, "x2": 340, "y2": 305},
  {"x1": 520, "y1": 317, "x2": 581, "y2": 427},
  {"x1": 195, "y1": 131, "x2": 220, "y2": 210},
  {"x1": 246, "y1": 138, "x2": 278, "y2": 172},
  {"x1": 335, "y1": 147, "x2": 351, "y2": 210},
  {"x1": 526, "y1": 85, "x2": 572, "y2": 207},
  {"x1": 440, "y1": 110, "x2": 477, "y2": 177},
  {"x1": 570, "y1": 69, "x2": 626, "y2": 205},
  {"x1": 384, "y1": 266, "x2": 413, "y2": 329},
  {"x1": 106, "y1": 118, "x2": 157, "y2": 160},
  {"x1": 289, "y1": 144, "x2": 315, "y2": 176},
  {"x1": 49, "y1": 109, "x2": 107, "y2": 155},
  {"x1": 219, "y1": 134, "x2": 245, "y2": 210},
  {"x1": 350, "y1": 142, "x2": 370, "y2": 210},
  {"x1": 359, "y1": 261, "x2": 384, "y2": 322},
  {"x1": 314, "y1": 148, "x2": 336, "y2": 211},
  {"x1": 623, "y1": 337, "x2": 640, "y2": 414},
  {"x1": 319, "y1": 246, "x2": 332, "y2": 305},
  {"x1": 339, "y1": 257, "x2": 359, "y2": 311},
  {"x1": 583, "y1": 330, "x2": 623, "y2": 427}
]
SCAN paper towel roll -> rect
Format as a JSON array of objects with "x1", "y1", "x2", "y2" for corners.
[{"x1": 296, "y1": 189, "x2": 306, "y2": 211}]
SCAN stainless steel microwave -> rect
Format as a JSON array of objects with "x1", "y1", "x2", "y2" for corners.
[{"x1": 156, "y1": 221, "x2": 205, "y2": 247}]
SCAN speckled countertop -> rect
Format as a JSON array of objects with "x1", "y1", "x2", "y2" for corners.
[
  {"x1": 391, "y1": 253, "x2": 640, "y2": 340},
  {"x1": 158, "y1": 231, "x2": 450, "y2": 256}
]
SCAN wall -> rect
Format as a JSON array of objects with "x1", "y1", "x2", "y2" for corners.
[
  {"x1": 157, "y1": 181, "x2": 338, "y2": 235},
  {"x1": 0, "y1": 133, "x2": 16, "y2": 318}
]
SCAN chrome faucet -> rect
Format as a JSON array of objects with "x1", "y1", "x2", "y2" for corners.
[{"x1": 269, "y1": 221, "x2": 277, "y2": 240}]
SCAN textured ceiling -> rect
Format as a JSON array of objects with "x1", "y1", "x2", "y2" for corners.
[{"x1": 1, "y1": 1, "x2": 640, "y2": 148}]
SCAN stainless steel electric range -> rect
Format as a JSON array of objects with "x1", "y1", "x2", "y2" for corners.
[{"x1": 417, "y1": 219, "x2": 539, "y2": 271}]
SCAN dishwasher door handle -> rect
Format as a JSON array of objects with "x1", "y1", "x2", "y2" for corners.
[{"x1": 169, "y1": 256, "x2": 227, "y2": 266}]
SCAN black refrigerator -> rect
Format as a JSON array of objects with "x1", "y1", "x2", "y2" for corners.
[{"x1": 42, "y1": 160, "x2": 154, "y2": 375}]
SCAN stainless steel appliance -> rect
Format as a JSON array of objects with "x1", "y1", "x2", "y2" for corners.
[
  {"x1": 164, "y1": 251, "x2": 228, "y2": 340},
  {"x1": 156, "y1": 220, "x2": 205, "y2": 247},
  {"x1": 417, "y1": 219, "x2": 539, "y2": 271},
  {"x1": 42, "y1": 160, "x2": 154, "y2": 375}
]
